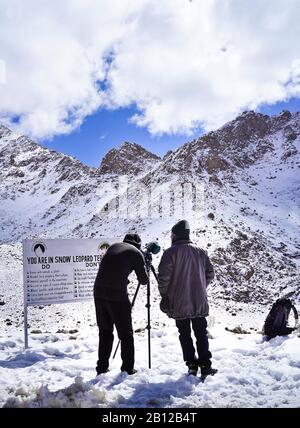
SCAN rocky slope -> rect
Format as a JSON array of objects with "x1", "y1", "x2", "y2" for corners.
[
  {"x1": 141, "y1": 109, "x2": 299, "y2": 182},
  {"x1": 99, "y1": 141, "x2": 161, "y2": 175},
  {"x1": 0, "y1": 111, "x2": 299, "y2": 305},
  {"x1": 0, "y1": 130, "x2": 160, "y2": 242},
  {"x1": 0, "y1": 124, "x2": 99, "y2": 241}
]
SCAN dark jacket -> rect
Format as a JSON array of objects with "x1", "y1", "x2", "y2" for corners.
[
  {"x1": 94, "y1": 242, "x2": 148, "y2": 301},
  {"x1": 158, "y1": 239, "x2": 214, "y2": 319}
]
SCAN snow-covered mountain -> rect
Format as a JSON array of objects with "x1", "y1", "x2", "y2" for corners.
[
  {"x1": 0, "y1": 111, "x2": 299, "y2": 304},
  {"x1": 99, "y1": 141, "x2": 161, "y2": 175},
  {"x1": 0, "y1": 128, "x2": 164, "y2": 241}
]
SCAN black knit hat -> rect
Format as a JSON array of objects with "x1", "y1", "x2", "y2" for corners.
[
  {"x1": 123, "y1": 233, "x2": 142, "y2": 249},
  {"x1": 171, "y1": 220, "x2": 190, "y2": 238}
]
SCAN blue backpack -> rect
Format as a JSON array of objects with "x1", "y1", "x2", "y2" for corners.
[{"x1": 263, "y1": 298, "x2": 298, "y2": 339}]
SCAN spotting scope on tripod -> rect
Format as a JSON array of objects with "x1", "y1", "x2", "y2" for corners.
[{"x1": 112, "y1": 241, "x2": 161, "y2": 368}]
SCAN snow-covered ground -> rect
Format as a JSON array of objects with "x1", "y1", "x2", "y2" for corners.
[
  {"x1": 1, "y1": 307, "x2": 299, "y2": 408},
  {"x1": 0, "y1": 242, "x2": 299, "y2": 408}
]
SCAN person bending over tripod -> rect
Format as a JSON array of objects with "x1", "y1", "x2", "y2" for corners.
[
  {"x1": 158, "y1": 220, "x2": 217, "y2": 380},
  {"x1": 93, "y1": 233, "x2": 148, "y2": 375}
]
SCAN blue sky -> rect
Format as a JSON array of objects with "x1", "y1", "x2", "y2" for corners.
[
  {"x1": 41, "y1": 98, "x2": 300, "y2": 167},
  {"x1": 40, "y1": 107, "x2": 192, "y2": 167}
]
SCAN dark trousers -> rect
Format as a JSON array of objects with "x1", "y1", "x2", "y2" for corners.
[
  {"x1": 94, "y1": 298, "x2": 134, "y2": 373},
  {"x1": 175, "y1": 317, "x2": 212, "y2": 367}
]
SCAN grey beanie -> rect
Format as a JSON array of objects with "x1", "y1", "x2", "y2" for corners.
[{"x1": 171, "y1": 220, "x2": 190, "y2": 238}]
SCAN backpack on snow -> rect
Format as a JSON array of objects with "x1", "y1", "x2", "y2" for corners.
[{"x1": 263, "y1": 298, "x2": 299, "y2": 339}]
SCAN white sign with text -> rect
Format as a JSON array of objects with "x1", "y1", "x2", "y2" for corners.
[
  {"x1": 22, "y1": 238, "x2": 113, "y2": 348},
  {"x1": 23, "y1": 238, "x2": 112, "y2": 306}
]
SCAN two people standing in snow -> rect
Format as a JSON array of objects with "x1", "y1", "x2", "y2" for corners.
[
  {"x1": 93, "y1": 220, "x2": 217, "y2": 379},
  {"x1": 158, "y1": 220, "x2": 217, "y2": 378}
]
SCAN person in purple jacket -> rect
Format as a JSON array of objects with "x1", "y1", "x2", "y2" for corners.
[{"x1": 158, "y1": 220, "x2": 217, "y2": 379}]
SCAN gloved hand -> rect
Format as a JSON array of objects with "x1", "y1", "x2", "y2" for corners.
[{"x1": 160, "y1": 296, "x2": 169, "y2": 314}]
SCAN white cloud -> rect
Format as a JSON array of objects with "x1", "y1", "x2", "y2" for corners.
[
  {"x1": 0, "y1": 0, "x2": 300, "y2": 138},
  {"x1": 0, "y1": 0, "x2": 140, "y2": 138}
]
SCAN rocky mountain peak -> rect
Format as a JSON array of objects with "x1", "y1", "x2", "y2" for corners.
[
  {"x1": 0, "y1": 124, "x2": 96, "y2": 204},
  {"x1": 218, "y1": 110, "x2": 271, "y2": 144},
  {"x1": 144, "y1": 110, "x2": 299, "y2": 181},
  {"x1": 99, "y1": 141, "x2": 161, "y2": 175},
  {"x1": 0, "y1": 124, "x2": 14, "y2": 145}
]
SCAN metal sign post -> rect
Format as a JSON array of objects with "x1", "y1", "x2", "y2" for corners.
[
  {"x1": 23, "y1": 240, "x2": 29, "y2": 350},
  {"x1": 24, "y1": 303, "x2": 28, "y2": 350}
]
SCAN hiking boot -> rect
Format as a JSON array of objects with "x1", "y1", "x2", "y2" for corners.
[
  {"x1": 121, "y1": 368, "x2": 137, "y2": 375},
  {"x1": 200, "y1": 366, "x2": 218, "y2": 381},
  {"x1": 187, "y1": 363, "x2": 198, "y2": 376},
  {"x1": 96, "y1": 368, "x2": 110, "y2": 375}
]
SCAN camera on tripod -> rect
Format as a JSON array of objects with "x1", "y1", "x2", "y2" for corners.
[
  {"x1": 143, "y1": 241, "x2": 161, "y2": 269},
  {"x1": 113, "y1": 240, "x2": 161, "y2": 368}
]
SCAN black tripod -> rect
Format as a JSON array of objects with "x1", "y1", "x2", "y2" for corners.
[{"x1": 112, "y1": 252, "x2": 159, "y2": 369}]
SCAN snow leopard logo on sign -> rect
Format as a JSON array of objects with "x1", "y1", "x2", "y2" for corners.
[{"x1": 32, "y1": 242, "x2": 47, "y2": 257}]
